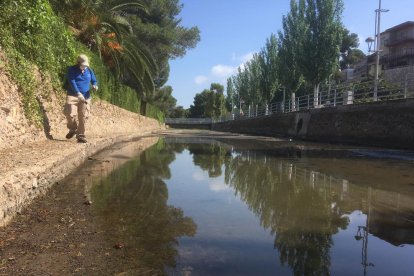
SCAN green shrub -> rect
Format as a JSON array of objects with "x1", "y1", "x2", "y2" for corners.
[
  {"x1": 0, "y1": 0, "x2": 78, "y2": 124},
  {"x1": 146, "y1": 104, "x2": 166, "y2": 123},
  {"x1": 0, "y1": 0, "x2": 163, "y2": 124}
]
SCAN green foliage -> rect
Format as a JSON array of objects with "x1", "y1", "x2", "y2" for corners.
[
  {"x1": 226, "y1": 35, "x2": 280, "y2": 111},
  {"x1": 0, "y1": 0, "x2": 166, "y2": 123},
  {"x1": 298, "y1": 0, "x2": 344, "y2": 105},
  {"x1": 277, "y1": 0, "x2": 305, "y2": 96},
  {"x1": 50, "y1": 0, "x2": 157, "y2": 98},
  {"x1": 188, "y1": 91, "x2": 209, "y2": 118},
  {"x1": 0, "y1": 0, "x2": 78, "y2": 74},
  {"x1": 146, "y1": 103, "x2": 166, "y2": 123},
  {"x1": 90, "y1": 141, "x2": 196, "y2": 273},
  {"x1": 130, "y1": 0, "x2": 201, "y2": 88},
  {"x1": 169, "y1": 106, "x2": 188, "y2": 118},
  {"x1": 188, "y1": 84, "x2": 226, "y2": 119},
  {"x1": 49, "y1": 0, "x2": 201, "y2": 118},
  {"x1": 150, "y1": 85, "x2": 177, "y2": 116},
  {"x1": 3, "y1": 49, "x2": 42, "y2": 125},
  {"x1": 121, "y1": 0, "x2": 201, "y2": 112},
  {"x1": 225, "y1": 0, "x2": 347, "y2": 109},
  {"x1": 0, "y1": 0, "x2": 79, "y2": 124},
  {"x1": 260, "y1": 34, "x2": 280, "y2": 102},
  {"x1": 339, "y1": 28, "x2": 366, "y2": 70}
]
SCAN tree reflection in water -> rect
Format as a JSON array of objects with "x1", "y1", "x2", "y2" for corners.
[
  {"x1": 189, "y1": 144, "x2": 349, "y2": 275},
  {"x1": 90, "y1": 141, "x2": 197, "y2": 275},
  {"x1": 188, "y1": 143, "x2": 231, "y2": 178}
]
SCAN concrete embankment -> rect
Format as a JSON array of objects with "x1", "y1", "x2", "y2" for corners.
[
  {"x1": 0, "y1": 132, "x2": 161, "y2": 227},
  {"x1": 212, "y1": 99, "x2": 414, "y2": 149},
  {"x1": 0, "y1": 136, "x2": 159, "y2": 275},
  {"x1": 0, "y1": 57, "x2": 164, "y2": 226}
]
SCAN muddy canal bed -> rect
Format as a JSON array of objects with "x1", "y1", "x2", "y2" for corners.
[{"x1": 1, "y1": 131, "x2": 414, "y2": 275}]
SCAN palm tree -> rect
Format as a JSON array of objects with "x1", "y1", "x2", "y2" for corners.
[{"x1": 51, "y1": 0, "x2": 156, "y2": 96}]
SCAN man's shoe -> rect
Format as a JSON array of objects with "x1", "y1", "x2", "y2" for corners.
[
  {"x1": 77, "y1": 136, "x2": 87, "y2": 143},
  {"x1": 66, "y1": 131, "x2": 76, "y2": 139}
]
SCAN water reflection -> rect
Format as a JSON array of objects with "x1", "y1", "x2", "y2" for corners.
[
  {"x1": 185, "y1": 145, "x2": 344, "y2": 274},
  {"x1": 182, "y1": 142, "x2": 414, "y2": 275},
  {"x1": 90, "y1": 141, "x2": 197, "y2": 275},
  {"x1": 90, "y1": 139, "x2": 414, "y2": 275}
]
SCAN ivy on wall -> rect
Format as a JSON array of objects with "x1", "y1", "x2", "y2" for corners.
[{"x1": 0, "y1": 0, "x2": 163, "y2": 125}]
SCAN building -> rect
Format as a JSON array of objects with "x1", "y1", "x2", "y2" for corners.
[
  {"x1": 381, "y1": 21, "x2": 414, "y2": 69},
  {"x1": 345, "y1": 21, "x2": 414, "y2": 85}
]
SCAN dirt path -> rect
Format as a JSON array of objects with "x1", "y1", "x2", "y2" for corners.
[{"x1": 0, "y1": 136, "x2": 159, "y2": 275}]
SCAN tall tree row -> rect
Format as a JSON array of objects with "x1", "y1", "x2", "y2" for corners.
[
  {"x1": 226, "y1": 35, "x2": 279, "y2": 111},
  {"x1": 227, "y1": 0, "x2": 348, "y2": 110}
]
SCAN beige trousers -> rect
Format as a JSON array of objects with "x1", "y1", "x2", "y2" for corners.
[{"x1": 63, "y1": 95, "x2": 91, "y2": 138}]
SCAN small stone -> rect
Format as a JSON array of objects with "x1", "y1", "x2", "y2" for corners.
[
  {"x1": 0, "y1": 107, "x2": 10, "y2": 113},
  {"x1": 32, "y1": 178, "x2": 38, "y2": 189},
  {"x1": 84, "y1": 200, "x2": 92, "y2": 205}
]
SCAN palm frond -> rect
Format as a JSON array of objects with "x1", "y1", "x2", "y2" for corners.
[{"x1": 110, "y1": 2, "x2": 148, "y2": 13}]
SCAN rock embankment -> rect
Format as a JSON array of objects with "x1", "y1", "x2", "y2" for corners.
[{"x1": 0, "y1": 53, "x2": 164, "y2": 226}]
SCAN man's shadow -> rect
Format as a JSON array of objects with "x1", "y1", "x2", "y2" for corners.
[{"x1": 36, "y1": 95, "x2": 54, "y2": 140}]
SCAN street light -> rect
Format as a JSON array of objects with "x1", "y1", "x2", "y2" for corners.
[
  {"x1": 365, "y1": 37, "x2": 375, "y2": 53},
  {"x1": 239, "y1": 99, "x2": 245, "y2": 115},
  {"x1": 365, "y1": 37, "x2": 375, "y2": 82},
  {"x1": 371, "y1": 0, "x2": 389, "y2": 101}
]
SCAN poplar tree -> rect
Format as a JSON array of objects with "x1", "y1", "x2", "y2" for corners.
[
  {"x1": 278, "y1": 0, "x2": 305, "y2": 99},
  {"x1": 226, "y1": 77, "x2": 236, "y2": 111},
  {"x1": 260, "y1": 34, "x2": 279, "y2": 104},
  {"x1": 299, "y1": 0, "x2": 344, "y2": 107}
]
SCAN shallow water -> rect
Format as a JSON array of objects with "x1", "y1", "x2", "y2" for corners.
[{"x1": 90, "y1": 136, "x2": 414, "y2": 276}]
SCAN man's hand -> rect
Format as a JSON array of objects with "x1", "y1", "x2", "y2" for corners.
[
  {"x1": 77, "y1": 92, "x2": 86, "y2": 103},
  {"x1": 93, "y1": 85, "x2": 98, "y2": 91}
]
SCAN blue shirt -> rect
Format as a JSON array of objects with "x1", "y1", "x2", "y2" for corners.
[{"x1": 66, "y1": 66, "x2": 97, "y2": 99}]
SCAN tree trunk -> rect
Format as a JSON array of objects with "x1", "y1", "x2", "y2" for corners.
[
  {"x1": 313, "y1": 83, "x2": 320, "y2": 108},
  {"x1": 140, "y1": 100, "x2": 147, "y2": 116}
]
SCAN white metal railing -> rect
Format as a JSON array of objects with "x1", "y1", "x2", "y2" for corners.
[{"x1": 213, "y1": 78, "x2": 414, "y2": 123}]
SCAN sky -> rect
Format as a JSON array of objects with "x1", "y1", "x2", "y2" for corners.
[{"x1": 166, "y1": 0, "x2": 414, "y2": 108}]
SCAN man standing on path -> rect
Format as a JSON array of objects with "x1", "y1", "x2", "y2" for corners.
[{"x1": 64, "y1": 54, "x2": 98, "y2": 143}]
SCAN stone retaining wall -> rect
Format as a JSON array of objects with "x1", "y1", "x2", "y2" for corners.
[
  {"x1": 0, "y1": 51, "x2": 161, "y2": 150},
  {"x1": 0, "y1": 51, "x2": 164, "y2": 226},
  {"x1": 213, "y1": 99, "x2": 414, "y2": 149}
]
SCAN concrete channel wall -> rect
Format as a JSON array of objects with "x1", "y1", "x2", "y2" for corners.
[{"x1": 212, "y1": 99, "x2": 414, "y2": 149}]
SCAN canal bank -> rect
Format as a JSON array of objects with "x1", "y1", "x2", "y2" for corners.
[
  {"x1": 212, "y1": 99, "x2": 414, "y2": 149},
  {"x1": 1, "y1": 66, "x2": 164, "y2": 227},
  {"x1": 0, "y1": 131, "x2": 162, "y2": 228},
  {"x1": 0, "y1": 136, "x2": 160, "y2": 275},
  {"x1": 1, "y1": 130, "x2": 414, "y2": 275}
]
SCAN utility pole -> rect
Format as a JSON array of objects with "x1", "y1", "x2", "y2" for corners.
[{"x1": 374, "y1": 0, "x2": 389, "y2": 101}]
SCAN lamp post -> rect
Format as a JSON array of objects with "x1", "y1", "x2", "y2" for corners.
[
  {"x1": 365, "y1": 37, "x2": 375, "y2": 53},
  {"x1": 239, "y1": 98, "x2": 245, "y2": 116},
  {"x1": 365, "y1": 37, "x2": 375, "y2": 82},
  {"x1": 354, "y1": 187, "x2": 374, "y2": 276},
  {"x1": 371, "y1": 0, "x2": 389, "y2": 101}
]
